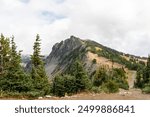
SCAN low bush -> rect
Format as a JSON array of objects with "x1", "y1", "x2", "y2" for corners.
[
  {"x1": 93, "y1": 67, "x2": 108, "y2": 87},
  {"x1": 91, "y1": 86, "x2": 101, "y2": 93},
  {"x1": 64, "y1": 75, "x2": 76, "y2": 95},
  {"x1": 51, "y1": 75, "x2": 65, "y2": 97},
  {"x1": 102, "y1": 80, "x2": 119, "y2": 93},
  {"x1": 92, "y1": 59, "x2": 97, "y2": 64},
  {"x1": 142, "y1": 85, "x2": 150, "y2": 94}
]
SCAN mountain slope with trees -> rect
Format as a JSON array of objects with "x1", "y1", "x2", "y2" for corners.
[
  {"x1": 0, "y1": 34, "x2": 150, "y2": 99},
  {"x1": 45, "y1": 36, "x2": 149, "y2": 97},
  {"x1": 45, "y1": 36, "x2": 146, "y2": 78}
]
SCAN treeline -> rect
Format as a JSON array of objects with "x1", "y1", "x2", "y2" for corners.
[
  {"x1": 86, "y1": 41, "x2": 145, "y2": 71},
  {"x1": 0, "y1": 34, "x2": 49, "y2": 97},
  {"x1": 135, "y1": 56, "x2": 150, "y2": 93},
  {"x1": 51, "y1": 60, "x2": 128, "y2": 97}
]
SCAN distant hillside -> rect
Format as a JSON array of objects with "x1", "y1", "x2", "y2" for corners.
[
  {"x1": 45, "y1": 36, "x2": 146, "y2": 78},
  {"x1": 21, "y1": 55, "x2": 30, "y2": 68}
]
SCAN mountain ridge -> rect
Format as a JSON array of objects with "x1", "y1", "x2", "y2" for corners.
[{"x1": 45, "y1": 36, "x2": 146, "y2": 78}]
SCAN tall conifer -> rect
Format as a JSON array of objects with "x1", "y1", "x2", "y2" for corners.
[{"x1": 31, "y1": 34, "x2": 49, "y2": 95}]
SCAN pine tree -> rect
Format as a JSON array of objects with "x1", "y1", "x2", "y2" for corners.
[
  {"x1": 8, "y1": 36, "x2": 22, "y2": 71},
  {"x1": 31, "y1": 34, "x2": 50, "y2": 95},
  {"x1": 52, "y1": 75, "x2": 65, "y2": 97},
  {"x1": 64, "y1": 75, "x2": 76, "y2": 95},
  {"x1": 71, "y1": 60, "x2": 91, "y2": 92},
  {"x1": 144, "y1": 55, "x2": 150, "y2": 83},
  {"x1": 0, "y1": 35, "x2": 32, "y2": 92},
  {"x1": 0, "y1": 34, "x2": 11, "y2": 77}
]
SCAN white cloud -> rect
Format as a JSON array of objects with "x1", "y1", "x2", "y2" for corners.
[{"x1": 0, "y1": 0, "x2": 150, "y2": 56}]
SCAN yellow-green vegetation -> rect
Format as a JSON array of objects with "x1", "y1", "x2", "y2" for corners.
[
  {"x1": 102, "y1": 80, "x2": 119, "y2": 93},
  {"x1": 85, "y1": 41, "x2": 145, "y2": 71},
  {"x1": 92, "y1": 67, "x2": 128, "y2": 93}
]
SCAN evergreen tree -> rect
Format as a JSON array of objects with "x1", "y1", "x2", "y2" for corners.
[
  {"x1": 144, "y1": 55, "x2": 150, "y2": 83},
  {"x1": 135, "y1": 69, "x2": 143, "y2": 88},
  {"x1": 31, "y1": 34, "x2": 50, "y2": 95},
  {"x1": 0, "y1": 35, "x2": 32, "y2": 92},
  {"x1": 51, "y1": 74, "x2": 77, "y2": 97},
  {"x1": 8, "y1": 36, "x2": 21, "y2": 71},
  {"x1": 64, "y1": 75, "x2": 76, "y2": 95},
  {"x1": 71, "y1": 60, "x2": 91, "y2": 92},
  {"x1": 52, "y1": 75, "x2": 65, "y2": 97},
  {"x1": 0, "y1": 34, "x2": 11, "y2": 77},
  {"x1": 141, "y1": 55, "x2": 150, "y2": 93},
  {"x1": 135, "y1": 55, "x2": 150, "y2": 92},
  {"x1": 93, "y1": 67, "x2": 108, "y2": 87}
]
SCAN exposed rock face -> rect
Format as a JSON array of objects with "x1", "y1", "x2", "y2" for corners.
[
  {"x1": 45, "y1": 35, "x2": 125, "y2": 78},
  {"x1": 24, "y1": 35, "x2": 146, "y2": 79},
  {"x1": 45, "y1": 36, "x2": 84, "y2": 77},
  {"x1": 44, "y1": 35, "x2": 147, "y2": 78}
]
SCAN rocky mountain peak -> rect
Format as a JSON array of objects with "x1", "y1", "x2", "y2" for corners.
[
  {"x1": 52, "y1": 35, "x2": 82, "y2": 52},
  {"x1": 47, "y1": 36, "x2": 83, "y2": 62},
  {"x1": 45, "y1": 36, "x2": 85, "y2": 77}
]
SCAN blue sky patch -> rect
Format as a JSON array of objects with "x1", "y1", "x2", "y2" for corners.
[
  {"x1": 19, "y1": 0, "x2": 30, "y2": 4},
  {"x1": 41, "y1": 11, "x2": 66, "y2": 23},
  {"x1": 53, "y1": 0, "x2": 65, "y2": 4}
]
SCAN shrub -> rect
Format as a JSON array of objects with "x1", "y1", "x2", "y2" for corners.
[
  {"x1": 0, "y1": 72, "x2": 33, "y2": 93},
  {"x1": 24, "y1": 91, "x2": 43, "y2": 98},
  {"x1": 52, "y1": 74, "x2": 82, "y2": 97},
  {"x1": 90, "y1": 47, "x2": 97, "y2": 54},
  {"x1": 51, "y1": 75, "x2": 65, "y2": 97},
  {"x1": 93, "y1": 67, "x2": 108, "y2": 87},
  {"x1": 111, "y1": 68, "x2": 129, "y2": 90},
  {"x1": 92, "y1": 59, "x2": 97, "y2": 64},
  {"x1": 91, "y1": 86, "x2": 101, "y2": 93},
  {"x1": 142, "y1": 84, "x2": 150, "y2": 94},
  {"x1": 118, "y1": 81, "x2": 129, "y2": 90},
  {"x1": 64, "y1": 75, "x2": 76, "y2": 95},
  {"x1": 102, "y1": 80, "x2": 119, "y2": 93}
]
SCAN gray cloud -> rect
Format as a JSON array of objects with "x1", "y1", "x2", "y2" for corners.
[{"x1": 0, "y1": 0, "x2": 150, "y2": 57}]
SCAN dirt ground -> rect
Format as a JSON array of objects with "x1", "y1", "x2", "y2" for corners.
[
  {"x1": 41, "y1": 89, "x2": 150, "y2": 100},
  {"x1": 87, "y1": 52, "x2": 125, "y2": 69},
  {"x1": 1, "y1": 88, "x2": 149, "y2": 100}
]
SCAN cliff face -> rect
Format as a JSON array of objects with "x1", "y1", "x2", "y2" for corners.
[
  {"x1": 45, "y1": 36, "x2": 85, "y2": 77},
  {"x1": 45, "y1": 36, "x2": 146, "y2": 78}
]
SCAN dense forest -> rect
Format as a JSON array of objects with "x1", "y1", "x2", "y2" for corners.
[{"x1": 0, "y1": 34, "x2": 150, "y2": 98}]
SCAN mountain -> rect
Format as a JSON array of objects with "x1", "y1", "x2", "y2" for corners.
[
  {"x1": 21, "y1": 55, "x2": 30, "y2": 68},
  {"x1": 45, "y1": 36, "x2": 146, "y2": 78}
]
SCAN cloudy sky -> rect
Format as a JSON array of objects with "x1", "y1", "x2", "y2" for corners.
[{"x1": 0, "y1": 0, "x2": 150, "y2": 57}]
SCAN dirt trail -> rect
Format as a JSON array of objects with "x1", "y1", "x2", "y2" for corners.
[{"x1": 127, "y1": 70, "x2": 136, "y2": 89}]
